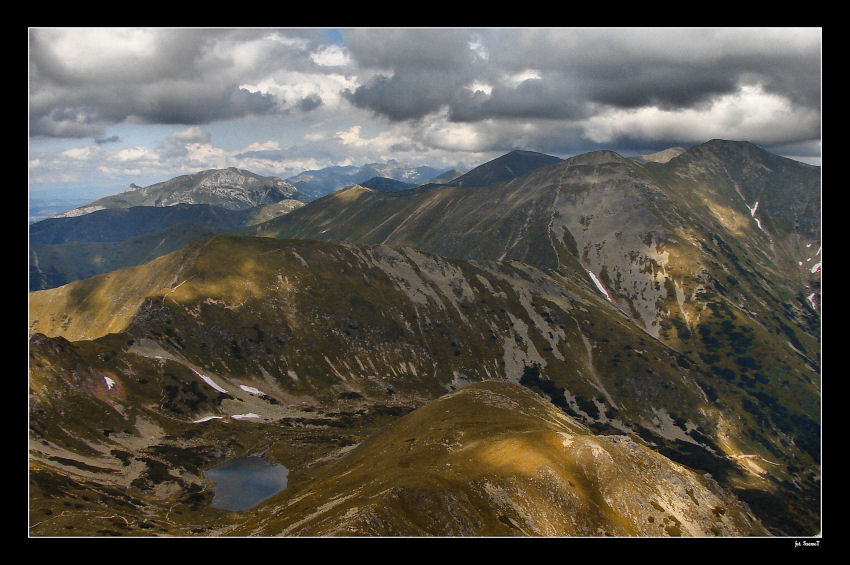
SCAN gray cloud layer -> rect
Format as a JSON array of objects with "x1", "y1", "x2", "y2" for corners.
[
  {"x1": 29, "y1": 28, "x2": 332, "y2": 138},
  {"x1": 29, "y1": 27, "x2": 821, "y2": 164},
  {"x1": 345, "y1": 28, "x2": 820, "y2": 124}
]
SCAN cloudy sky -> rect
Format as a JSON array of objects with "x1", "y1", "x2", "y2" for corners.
[{"x1": 29, "y1": 27, "x2": 821, "y2": 203}]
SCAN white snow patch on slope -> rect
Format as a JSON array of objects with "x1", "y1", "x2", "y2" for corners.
[
  {"x1": 193, "y1": 416, "x2": 224, "y2": 423},
  {"x1": 807, "y1": 293, "x2": 817, "y2": 310},
  {"x1": 748, "y1": 201, "x2": 759, "y2": 216},
  {"x1": 104, "y1": 376, "x2": 115, "y2": 390},
  {"x1": 190, "y1": 368, "x2": 228, "y2": 393},
  {"x1": 232, "y1": 413, "x2": 260, "y2": 420},
  {"x1": 240, "y1": 385, "x2": 265, "y2": 396},
  {"x1": 746, "y1": 200, "x2": 765, "y2": 232},
  {"x1": 810, "y1": 262, "x2": 821, "y2": 274},
  {"x1": 586, "y1": 270, "x2": 613, "y2": 302}
]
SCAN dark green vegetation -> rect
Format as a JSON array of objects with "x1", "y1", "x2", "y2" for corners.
[{"x1": 29, "y1": 140, "x2": 820, "y2": 536}]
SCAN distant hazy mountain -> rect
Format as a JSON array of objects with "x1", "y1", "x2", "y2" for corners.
[
  {"x1": 423, "y1": 168, "x2": 465, "y2": 185},
  {"x1": 29, "y1": 196, "x2": 94, "y2": 224},
  {"x1": 53, "y1": 167, "x2": 302, "y2": 218},
  {"x1": 358, "y1": 177, "x2": 417, "y2": 192},
  {"x1": 286, "y1": 161, "x2": 452, "y2": 199},
  {"x1": 445, "y1": 150, "x2": 562, "y2": 187}
]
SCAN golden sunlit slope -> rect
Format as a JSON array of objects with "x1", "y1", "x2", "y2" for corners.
[
  {"x1": 233, "y1": 381, "x2": 768, "y2": 537},
  {"x1": 28, "y1": 246, "x2": 196, "y2": 341}
]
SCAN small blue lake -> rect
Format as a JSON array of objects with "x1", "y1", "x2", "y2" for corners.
[{"x1": 204, "y1": 456, "x2": 289, "y2": 511}]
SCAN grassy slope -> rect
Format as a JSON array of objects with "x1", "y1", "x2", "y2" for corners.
[{"x1": 230, "y1": 381, "x2": 768, "y2": 537}]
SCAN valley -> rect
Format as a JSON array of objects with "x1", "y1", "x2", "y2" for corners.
[{"x1": 28, "y1": 140, "x2": 821, "y2": 537}]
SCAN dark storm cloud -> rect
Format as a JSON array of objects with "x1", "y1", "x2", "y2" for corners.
[
  {"x1": 344, "y1": 28, "x2": 475, "y2": 72},
  {"x1": 482, "y1": 28, "x2": 821, "y2": 109},
  {"x1": 344, "y1": 70, "x2": 469, "y2": 121},
  {"x1": 341, "y1": 27, "x2": 821, "y2": 126},
  {"x1": 29, "y1": 82, "x2": 277, "y2": 137},
  {"x1": 448, "y1": 78, "x2": 591, "y2": 122},
  {"x1": 28, "y1": 28, "x2": 325, "y2": 138}
]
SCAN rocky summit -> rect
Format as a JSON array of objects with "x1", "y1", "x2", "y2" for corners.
[
  {"x1": 52, "y1": 167, "x2": 302, "y2": 218},
  {"x1": 28, "y1": 140, "x2": 820, "y2": 538}
]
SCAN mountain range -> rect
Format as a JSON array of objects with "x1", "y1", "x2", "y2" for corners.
[
  {"x1": 28, "y1": 140, "x2": 821, "y2": 537},
  {"x1": 53, "y1": 167, "x2": 303, "y2": 218},
  {"x1": 27, "y1": 153, "x2": 556, "y2": 291},
  {"x1": 29, "y1": 168, "x2": 308, "y2": 291},
  {"x1": 284, "y1": 160, "x2": 457, "y2": 200}
]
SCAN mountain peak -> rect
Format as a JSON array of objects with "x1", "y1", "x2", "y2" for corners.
[
  {"x1": 673, "y1": 138, "x2": 819, "y2": 170},
  {"x1": 447, "y1": 149, "x2": 561, "y2": 187},
  {"x1": 358, "y1": 176, "x2": 416, "y2": 192},
  {"x1": 563, "y1": 150, "x2": 631, "y2": 167},
  {"x1": 634, "y1": 147, "x2": 687, "y2": 164},
  {"x1": 54, "y1": 168, "x2": 301, "y2": 218}
]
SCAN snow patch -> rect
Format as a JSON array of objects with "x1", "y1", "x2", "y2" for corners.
[
  {"x1": 807, "y1": 293, "x2": 817, "y2": 310},
  {"x1": 810, "y1": 262, "x2": 821, "y2": 274},
  {"x1": 746, "y1": 201, "x2": 765, "y2": 232},
  {"x1": 240, "y1": 384, "x2": 266, "y2": 396},
  {"x1": 231, "y1": 413, "x2": 260, "y2": 420},
  {"x1": 747, "y1": 201, "x2": 759, "y2": 217},
  {"x1": 190, "y1": 368, "x2": 228, "y2": 393},
  {"x1": 193, "y1": 416, "x2": 223, "y2": 423},
  {"x1": 104, "y1": 376, "x2": 115, "y2": 390},
  {"x1": 586, "y1": 270, "x2": 613, "y2": 302}
]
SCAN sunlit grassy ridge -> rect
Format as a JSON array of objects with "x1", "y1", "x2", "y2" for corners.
[{"x1": 232, "y1": 381, "x2": 768, "y2": 536}]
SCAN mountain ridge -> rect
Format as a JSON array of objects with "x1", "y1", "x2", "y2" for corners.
[
  {"x1": 53, "y1": 167, "x2": 302, "y2": 218},
  {"x1": 28, "y1": 139, "x2": 821, "y2": 537},
  {"x1": 444, "y1": 149, "x2": 562, "y2": 188}
]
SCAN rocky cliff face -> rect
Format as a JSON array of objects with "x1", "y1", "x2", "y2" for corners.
[{"x1": 53, "y1": 168, "x2": 301, "y2": 218}]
